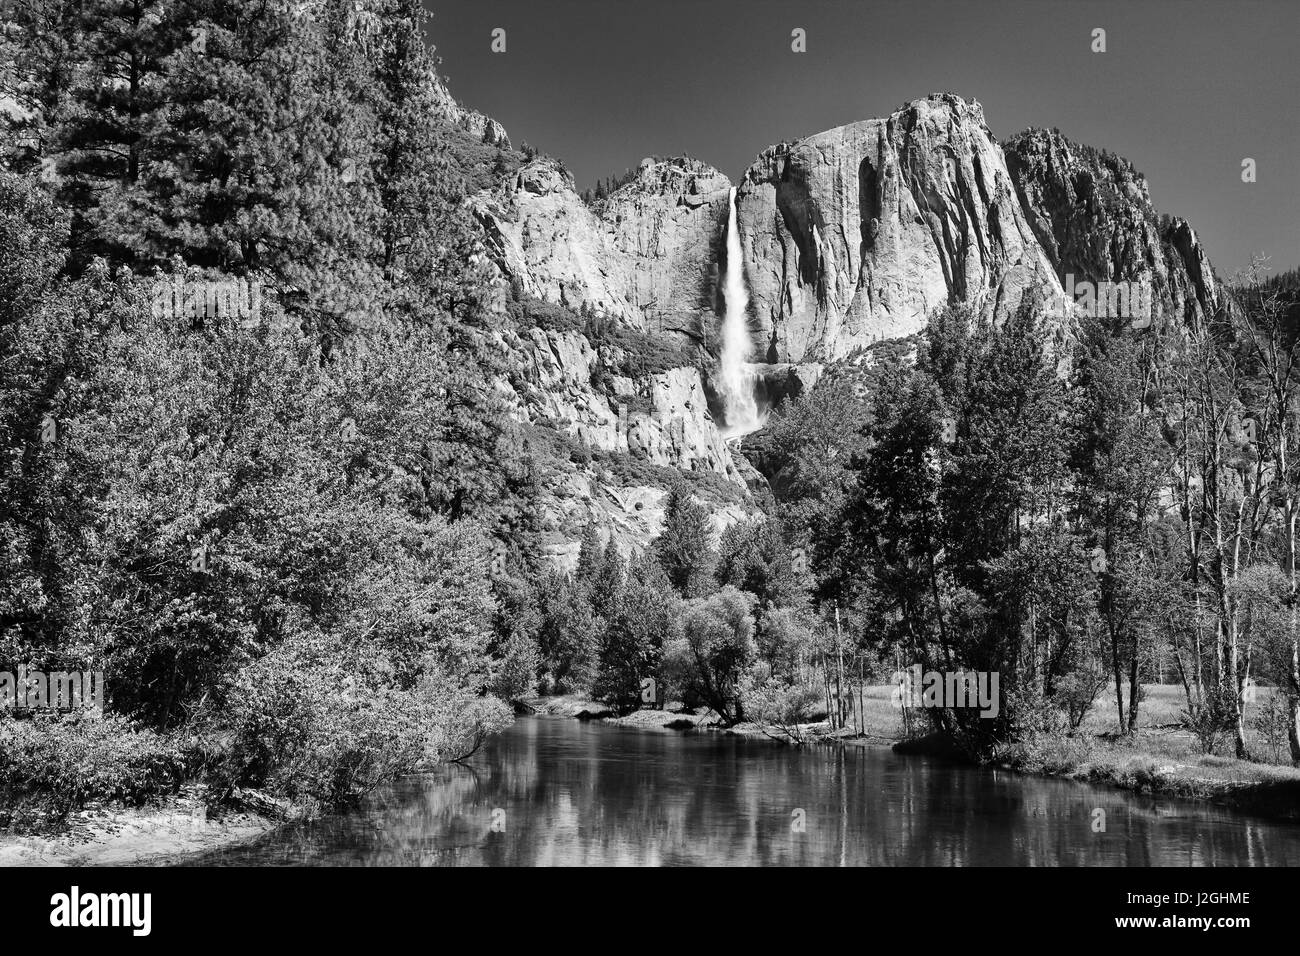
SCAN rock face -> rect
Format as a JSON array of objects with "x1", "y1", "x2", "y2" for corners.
[
  {"x1": 473, "y1": 161, "x2": 637, "y2": 320},
  {"x1": 735, "y1": 93, "x2": 1064, "y2": 362},
  {"x1": 471, "y1": 156, "x2": 732, "y2": 334},
  {"x1": 1002, "y1": 127, "x2": 1234, "y2": 327},
  {"x1": 508, "y1": 327, "x2": 745, "y2": 485},
  {"x1": 468, "y1": 93, "x2": 1234, "y2": 365},
  {"x1": 428, "y1": 69, "x2": 511, "y2": 148},
  {"x1": 598, "y1": 157, "x2": 733, "y2": 336},
  {"x1": 498, "y1": 326, "x2": 754, "y2": 563},
  {"x1": 535, "y1": 474, "x2": 750, "y2": 574}
]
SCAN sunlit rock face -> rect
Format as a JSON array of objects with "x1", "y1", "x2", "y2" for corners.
[
  {"x1": 469, "y1": 93, "x2": 1232, "y2": 364},
  {"x1": 507, "y1": 327, "x2": 745, "y2": 484},
  {"x1": 471, "y1": 160, "x2": 639, "y2": 321},
  {"x1": 428, "y1": 67, "x2": 512, "y2": 148},
  {"x1": 471, "y1": 155, "x2": 732, "y2": 334},
  {"x1": 735, "y1": 93, "x2": 1064, "y2": 362},
  {"x1": 599, "y1": 157, "x2": 733, "y2": 337}
]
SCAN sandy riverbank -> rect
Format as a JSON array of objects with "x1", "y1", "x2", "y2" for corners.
[{"x1": 0, "y1": 785, "x2": 276, "y2": 866}]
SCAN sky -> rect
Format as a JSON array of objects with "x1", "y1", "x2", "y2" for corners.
[{"x1": 424, "y1": 0, "x2": 1299, "y2": 276}]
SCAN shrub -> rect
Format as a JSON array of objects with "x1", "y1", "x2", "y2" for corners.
[
  {"x1": 1251, "y1": 691, "x2": 1291, "y2": 764},
  {"x1": 597, "y1": 326, "x2": 697, "y2": 379},
  {"x1": 1182, "y1": 684, "x2": 1237, "y2": 756},
  {"x1": 1054, "y1": 667, "x2": 1108, "y2": 730},
  {"x1": 208, "y1": 634, "x2": 512, "y2": 816},
  {"x1": 0, "y1": 715, "x2": 191, "y2": 818},
  {"x1": 1004, "y1": 682, "x2": 1069, "y2": 741},
  {"x1": 742, "y1": 679, "x2": 822, "y2": 744},
  {"x1": 442, "y1": 127, "x2": 524, "y2": 193},
  {"x1": 510, "y1": 296, "x2": 585, "y2": 335}
]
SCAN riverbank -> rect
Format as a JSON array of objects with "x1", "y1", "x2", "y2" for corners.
[
  {"x1": 0, "y1": 785, "x2": 277, "y2": 866},
  {"x1": 522, "y1": 688, "x2": 906, "y2": 745},
  {"x1": 525, "y1": 685, "x2": 1300, "y2": 824},
  {"x1": 995, "y1": 734, "x2": 1300, "y2": 822},
  {"x1": 11, "y1": 684, "x2": 1295, "y2": 867}
]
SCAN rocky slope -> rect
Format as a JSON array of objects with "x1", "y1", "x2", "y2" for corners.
[
  {"x1": 1003, "y1": 127, "x2": 1233, "y2": 327},
  {"x1": 429, "y1": 68, "x2": 511, "y2": 149},
  {"x1": 497, "y1": 325, "x2": 755, "y2": 568},
  {"x1": 505, "y1": 326, "x2": 743, "y2": 482},
  {"x1": 432, "y1": 72, "x2": 757, "y2": 563}
]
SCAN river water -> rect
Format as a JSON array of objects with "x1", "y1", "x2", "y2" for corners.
[{"x1": 186, "y1": 716, "x2": 1300, "y2": 866}]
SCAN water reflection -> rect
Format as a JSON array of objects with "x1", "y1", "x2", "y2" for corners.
[{"x1": 186, "y1": 717, "x2": 1300, "y2": 866}]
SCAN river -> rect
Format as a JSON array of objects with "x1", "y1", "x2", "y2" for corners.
[{"x1": 185, "y1": 716, "x2": 1300, "y2": 866}]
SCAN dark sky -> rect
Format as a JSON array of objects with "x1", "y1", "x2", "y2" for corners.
[{"x1": 424, "y1": 0, "x2": 1298, "y2": 276}]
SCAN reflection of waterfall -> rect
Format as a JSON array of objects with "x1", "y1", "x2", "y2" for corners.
[{"x1": 719, "y1": 187, "x2": 760, "y2": 437}]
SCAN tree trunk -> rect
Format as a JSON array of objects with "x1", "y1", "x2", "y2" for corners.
[
  {"x1": 834, "y1": 605, "x2": 846, "y2": 731},
  {"x1": 1288, "y1": 627, "x2": 1300, "y2": 765},
  {"x1": 821, "y1": 650, "x2": 832, "y2": 729},
  {"x1": 1287, "y1": 501, "x2": 1300, "y2": 764},
  {"x1": 858, "y1": 656, "x2": 866, "y2": 736},
  {"x1": 1289, "y1": 692, "x2": 1300, "y2": 767},
  {"x1": 1227, "y1": 598, "x2": 1246, "y2": 758},
  {"x1": 1107, "y1": 618, "x2": 1125, "y2": 731},
  {"x1": 1126, "y1": 652, "x2": 1140, "y2": 735}
]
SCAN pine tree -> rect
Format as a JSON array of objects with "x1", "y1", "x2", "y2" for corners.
[
  {"x1": 47, "y1": 0, "x2": 187, "y2": 265},
  {"x1": 575, "y1": 522, "x2": 606, "y2": 584},
  {"x1": 655, "y1": 484, "x2": 715, "y2": 597},
  {"x1": 0, "y1": 0, "x2": 84, "y2": 173},
  {"x1": 589, "y1": 538, "x2": 625, "y2": 622},
  {"x1": 595, "y1": 555, "x2": 672, "y2": 714}
]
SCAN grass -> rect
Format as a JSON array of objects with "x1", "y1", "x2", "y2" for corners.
[
  {"x1": 828, "y1": 682, "x2": 1300, "y2": 822},
  {"x1": 997, "y1": 683, "x2": 1300, "y2": 822}
]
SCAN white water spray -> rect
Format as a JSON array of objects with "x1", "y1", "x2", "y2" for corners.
[{"x1": 719, "y1": 187, "x2": 760, "y2": 437}]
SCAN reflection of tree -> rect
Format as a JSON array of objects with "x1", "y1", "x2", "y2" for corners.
[{"x1": 191, "y1": 719, "x2": 1300, "y2": 867}]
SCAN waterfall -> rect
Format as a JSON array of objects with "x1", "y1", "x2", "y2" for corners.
[{"x1": 718, "y1": 187, "x2": 760, "y2": 437}]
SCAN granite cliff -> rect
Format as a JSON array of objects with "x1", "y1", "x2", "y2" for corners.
[{"x1": 471, "y1": 92, "x2": 1231, "y2": 361}]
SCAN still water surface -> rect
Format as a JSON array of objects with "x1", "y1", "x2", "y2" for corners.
[{"x1": 187, "y1": 716, "x2": 1300, "y2": 866}]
